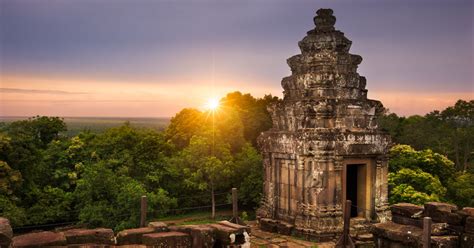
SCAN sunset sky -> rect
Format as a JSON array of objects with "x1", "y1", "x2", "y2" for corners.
[{"x1": 1, "y1": 0, "x2": 473, "y2": 117}]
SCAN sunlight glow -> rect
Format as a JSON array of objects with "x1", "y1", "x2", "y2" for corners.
[{"x1": 205, "y1": 98, "x2": 220, "y2": 111}]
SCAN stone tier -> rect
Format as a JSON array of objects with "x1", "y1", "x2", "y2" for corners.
[
  {"x1": 259, "y1": 130, "x2": 390, "y2": 156},
  {"x1": 268, "y1": 99, "x2": 384, "y2": 131}
]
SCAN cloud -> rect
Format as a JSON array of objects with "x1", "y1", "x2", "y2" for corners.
[{"x1": 0, "y1": 88, "x2": 87, "y2": 95}]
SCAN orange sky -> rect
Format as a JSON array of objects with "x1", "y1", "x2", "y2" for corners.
[{"x1": 1, "y1": 74, "x2": 471, "y2": 117}]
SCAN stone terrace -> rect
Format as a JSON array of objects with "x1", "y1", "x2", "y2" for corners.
[
  {"x1": 370, "y1": 202, "x2": 474, "y2": 248},
  {"x1": 0, "y1": 219, "x2": 251, "y2": 248}
]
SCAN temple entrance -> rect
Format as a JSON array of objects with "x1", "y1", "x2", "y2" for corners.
[{"x1": 345, "y1": 164, "x2": 367, "y2": 217}]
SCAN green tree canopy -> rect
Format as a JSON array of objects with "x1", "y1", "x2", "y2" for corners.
[
  {"x1": 389, "y1": 144, "x2": 455, "y2": 185},
  {"x1": 389, "y1": 168, "x2": 446, "y2": 205}
]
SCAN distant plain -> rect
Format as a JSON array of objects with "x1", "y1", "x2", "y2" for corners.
[{"x1": 0, "y1": 116, "x2": 170, "y2": 136}]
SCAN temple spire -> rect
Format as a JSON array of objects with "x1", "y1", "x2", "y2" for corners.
[{"x1": 314, "y1": 8, "x2": 336, "y2": 32}]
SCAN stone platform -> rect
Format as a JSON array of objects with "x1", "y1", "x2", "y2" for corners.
[{"x1": 3, "y1": 220, "x2": 251, "y2": 248}]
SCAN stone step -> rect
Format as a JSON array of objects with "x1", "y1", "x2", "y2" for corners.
[
  {"x1": 12, "y1": 231, "x2": 67, "y2": 247},
  {"x1": 63, "y1": 228, "x2": 114, "y2": 245},
  {"x1": 169, "y1": 225, "x2": 214, "y2": 248},
  {"x1": 356, "y1": 233, "x2": 373, "y2": 242},
  {"x1": 142, "y1": 231, "x2": 192, "y2": 247},
  {"x1": 116, "y1": 227, "x2": 158, "y2": 245}
]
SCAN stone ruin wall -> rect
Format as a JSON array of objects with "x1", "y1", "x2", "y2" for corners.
[
  {"x1": 0, "y1": 218, "x2": 251, "y2": 247},
  {"x1": 371, "y1": 202, "x2": 474, "y2": 248}
]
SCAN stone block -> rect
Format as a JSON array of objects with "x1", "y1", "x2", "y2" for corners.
[
  {"x1": 460, "y1": 233, "x2": 474, "y2": 248},
  {"x1": 465, "y1": 216, "x2": 474, "y2": 234},
  {"x1": 142, "y1": 231, "x2": 191, "y2": 247},
  {"x1": 0, "y1": 217, "x2": 13, "y2": 247},
  {"x1": 431, "y1": 223, "x2": 449, "y2": 236},
  {"x1": 390, "y1": 203, "x2": 423, "y2": 218},
  {"x1": 431, "y1": 235, "x2": 459, "y2": 248},
  {"x1": 370, "y1": 221, "x2": 421, "y2": 246},
  {"x1": 207, "y1": 223, "x2": 242, "y2": 245},
  {"x1": 424, "y1": 202, "x2": 463, "y2": 225},
  {"x1": 462, "y1": 207, "x2": 474, "y2": 216},
  {"x1": 434, "y1": 212, "x2": 463, "y2": 226},
  {"x1": 68, "y1": 244, "x2": 118, "y2": 247},
  {"x1": 147, "y1": 221, "x2": 168, "y2": 232},
  {"x1": 276, "y1": 221, "x2": 294, "y2": 236},
  {"x1": 114, "y1": 245, "x2": 147, "y2": 248},
  {"x1": 63, "y1": 228, "x2": 114, "y2": 245},
  {"x1": 218, "y1": 221, "x2": 250, "y2": 234},
  {"x1": 169, "y1": 225, "x2": 214, "y2": 248},
  {"x1": 12, "y1": 231, "x2": 67, "y2": 247},
  {"x1": 259, "y1": 218, "x2": 278, "y2": 233},
  {"x1": 391, "y1": 215, "x2": 422, "y2": 227},
  {"x1": 425, "y1": 202, "x2": 458, "y2": 214},
  {"x1": 116, "y1": 227, "x2": 156, "y2": 245}
]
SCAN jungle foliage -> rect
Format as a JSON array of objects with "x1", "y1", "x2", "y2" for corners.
[
  {"x1": 0, "y1": 95, "x2": 471, "y2": 230},
  {"x1": 382, "y1": 100, "x2": 474, "y2": 207},
  {"x1": 0, "y1": 92, "x2": 277, "y2": 230}
]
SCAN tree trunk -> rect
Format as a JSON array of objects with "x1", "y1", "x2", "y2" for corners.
[{"x1": 211, "y1": 184, "x2": 215, "y2": 219}]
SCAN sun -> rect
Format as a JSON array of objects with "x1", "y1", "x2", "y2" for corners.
[{"x1": 205, "y1": 98, "x2": 220, "y2": 111}]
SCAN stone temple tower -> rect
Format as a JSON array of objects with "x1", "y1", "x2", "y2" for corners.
[{"x1": 257, "y1": 9, "x2": 391, "y2": 241}]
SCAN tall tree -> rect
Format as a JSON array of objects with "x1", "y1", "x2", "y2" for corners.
[{"x1": 172, "y1": 131, "x2": 234, "y2": 218}]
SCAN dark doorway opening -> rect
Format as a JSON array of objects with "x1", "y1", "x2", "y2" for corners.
[{"x1": 346, "y1": 165, "x2": 359, "y2": 217}]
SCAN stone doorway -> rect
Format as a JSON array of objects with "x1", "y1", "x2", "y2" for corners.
[
  {"x1": 343, "y1": 159, "x2": 374, "y2": 219},
  {"x1": 346, "y1": 164, "x2": 367, "y2": 217}
]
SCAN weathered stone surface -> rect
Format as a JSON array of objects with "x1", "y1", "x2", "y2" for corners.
[
  {"x1": 148, "y1": 221, "x2": 168, "y2": 232},
  {"x1": 460, "y1": 233, "x2": 474, "y2": 248},
  {"x1": 276, "y1": 221, "x2": 294, "y2": 236},
  {"x1": 116, "y1": 227, "x2": 156, "y2": 245},
  {"x1": 207, "y1": 223, "x2": 245, "y2": 245},
  {"x1": 12, "y1": 231, "x2": 67, "y2": 247},
  {"x1": 431, "y1": 235, "x2": 459, "y2": 248},
  {"x1": 257, "y1": 7, "x2": 390, "y2": 240},
  {"x1": 425, "y1": 202, "x2": 458, "y2": 214},
  {"x1": 218, "y1": 220, "x2": 250, "y2": 234},
  {"x1": 142, "y1": 231, "x2": 191, "y2": 247},
  {"x1": 432, "y1": 211, "x2": 463, "y2": 226},
  {"x1": 462, "y1": 207, "x2": 474, "y2": 216},
  {"x1": 391, "y1": 203, "x2": 424, "y2": 218},
  {"x1": 67, "y1": 244, "x2": 117, "y2": 247},
  {"x1": 259, "y1": 218, "x2": 278, "y2": 233},
  {"x1": 431, "y1": 223, "x2": 450, "y2": 236},
  {"x1": 424, "y1": 202, "x2": 463, "y2": 226},
  {"x1": 0, "y1": 217, "x2": 13, "y2": 247},
  {"x1": 63, "y1": 228, "x2": 114, "y2": 245},
  {"x1": 169, "y1": 225, "x2": 214, "y2": 248},
  {"x1": 391, "y1": 215, "x2": 422, "y2": 227},
  {"x1": 465, "y1": 216, "x2": 474, "y2": 234},
  {"x1": 370, "y1": 222, "x2": 422, "y2": 246}
]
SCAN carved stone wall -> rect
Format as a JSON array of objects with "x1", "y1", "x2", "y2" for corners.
[{"x1": 257, "y1": 8, "x2": 391, "y2": 241}]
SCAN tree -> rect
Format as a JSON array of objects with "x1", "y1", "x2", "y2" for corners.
[
  {"x1": 439, "y1": 100, "x2": 474, "y2": 171},
  {"x1": 379, "y1": 100, "x2": 474, "y2": 171},
  {"x1": 389, "y1": 144, "x2": 455, "y2": 185},
  {"x1": 74, "y1": 161, "x2": 176, "y2": 230},
  {"x1": 0, "y1": 160, "x2": 26, "y2": 226},
  {"x1": 233, "y1": 143, "x2": 263, "y2": 207},
  {"x1": 173, "y1": 132, "x2": 234, "y2": 218},
  {"x1": 165, "y1": 108, "x2": 205, "y2": 150},
  {"x1": 88, "y1": 124, "x2": 173, "y2": 191},
  {"x1": 220, "y1": 92, "x2": 278, "y2": 145},
  {"x1": 389, "y1": 168, "x2": 446, "y2": 205},
  {"x1": 447, "y1": 172, "x2": 474, "y2": 208}
]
